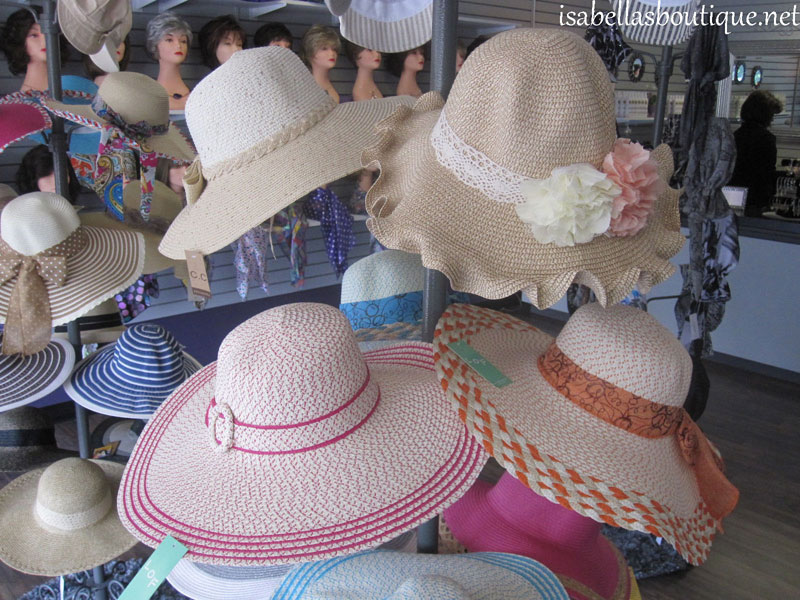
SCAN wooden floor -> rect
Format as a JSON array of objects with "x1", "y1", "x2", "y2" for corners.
[{"x1": 0, "y1": 314, "x2": 798, "y2": 599}]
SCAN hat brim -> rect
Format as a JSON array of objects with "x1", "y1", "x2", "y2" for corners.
[
  {"x1": 90, "y1": 41, "x2": 120, "y2": 74},
  {"x1": 158, "y1": 95, "x2": 415, "y2": 260},
  {"x1": 0, "y1": 226, "x2": 144, "y2": 328},
  {"x1": 42, "y1": 100, "x2": 195, "y2": 163},
  {"x1": 119, "y1": 342, "x2": 486, "y2": 564},
  {"x1": 272, "y1": 550, "x2": 569, "y2": 599},
  {"x1": 0, "y1": 338, "x2": 75, "y2": 411},
  {"x1": 434, "y1": 304, "x2": 715, "y2": 565},
  {"x1": 168, "y1": 560, "x2": 292, "y2": 600},
  {"x1": 78, "y1": 180, "x2": 186, "y2": 274},
  {"x1": 364, "y1": 94, "x2": 685, "y2": 308},
  {"x1": 340, "y1": 2, "x2": 432, "y2": 53},
  {"x1": 0, "y1": 447, "x2": 78, "y2": 472},
  {"x1": 0, "y1": 460, "x2": 137, "y2": 576},
  {"x1": 0, "y1": 102, "x2": 52, "y2": 153},
  {"x1": 442, "y1": 478, "x2": 631, "y2": 600},
  {"x1": 64, "y1": 345, "x2": 202, "y2": 420}
]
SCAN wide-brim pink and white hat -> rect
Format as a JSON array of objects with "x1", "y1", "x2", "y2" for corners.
[
  {"x1": 0, "y1": 102, "x2": 51, "y2": 153},
  {"x1": 119, "y1": 302, "x2": 486, "y2": 565}
]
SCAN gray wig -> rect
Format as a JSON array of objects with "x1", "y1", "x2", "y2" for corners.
[{"x1": 146, "y1": 12, "x2": 193, "y2": 60}]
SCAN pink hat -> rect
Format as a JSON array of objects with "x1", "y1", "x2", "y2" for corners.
[
  {"x1": 119, "y1": 302, "x2": 486, "y2": 565},
  {"x1": 443, "y1": 472, "x2": 632, "y2": 600},
  {"x1": 0, "y1": 102, "x2": 51, "y2": 153},
  {"x1": 434, "y1": 303, "x2": 738, "y2": 565}
]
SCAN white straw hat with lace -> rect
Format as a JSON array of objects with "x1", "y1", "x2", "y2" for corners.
[
  {"x1": 0, "y1": 458, "x2": 137, "y2": 576},
  {"x1": 157, "y1": 46, "x2": 414, "y2": 260},
  {"x1": 364, "y1": 28, "x2": 684, "y2": 308}
]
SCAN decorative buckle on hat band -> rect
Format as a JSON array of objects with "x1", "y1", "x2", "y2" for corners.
[{"x1": 205, "y1": 368, "x2": 380, "y2": 455}]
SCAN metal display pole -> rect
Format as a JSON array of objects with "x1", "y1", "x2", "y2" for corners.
[
  {"x1": 651, "y1": 45, "x2": 674, "y2": 148},
  {"x1": 41, "y1": 3, "x2": 107, "y2": 598},
  {"x1": 417, "y1": 0, "x2": 459, "y2": 555}
]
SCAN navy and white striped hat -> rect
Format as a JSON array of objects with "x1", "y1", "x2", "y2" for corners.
[
  {"x1": 611, "y1": 0, "x2": 701, "y2": 47},
  {"x1": 64, "y1": 324, "x2": 201, "y2": 419},
  {"x1": 0, "y1": 338, "x2": 76, "y2": 412}
]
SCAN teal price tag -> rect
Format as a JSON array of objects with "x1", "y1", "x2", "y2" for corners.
[
  {"x1": 118, "y1": 536, "x2": 188, "y2": 600},
  {"x1": 447, "y1": 340, "x2": 512, "y2": 388}
]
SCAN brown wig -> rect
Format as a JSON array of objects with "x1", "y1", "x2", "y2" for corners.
[
  {"x1": 199, "y1": 15, "x2": 246, "y2": 69},
  {"x1": 0, "y1": 8, "x2": 69, "y2": 77}
]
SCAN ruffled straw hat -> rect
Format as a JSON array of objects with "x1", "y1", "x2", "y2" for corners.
[
  {"x1": 442, "y1": 472, "x2": 636, "y2": 600},
  {"x1": 64, "y1": 323, "x2": 202, "y2": 420},
  {"x1": 0, "y1": 192, "x2": 144, "y2": 356},
  {"x1": 157, "y1": 47, "x2": 414, "y2": 260},
  {"x1": 0, "y1": 337, "x2": 75, "y2": 413},
  {"x1": 0, "y1": 458, "x2": 137, "y2": 575},
  {"x1": 119, "y1": 302, "x2": 486, "y2": 564},
  {"x1": 433, "y1": 303, "x2": 738, "y2": 565},
  {"x1": 271, "y1": 550, "x2": 569, "y2": 600},
  {"x1": 364, "y1": 28, "x2": 684, "y2": 308},
  {"x1": 324, "y1": 0, "x2": 433, "y2": 53}
]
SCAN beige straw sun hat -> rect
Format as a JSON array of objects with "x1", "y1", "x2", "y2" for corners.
[
  {"x1": 433, "y1": 303, "x2": 739, "y2": 566},
  {"x1": 119, "y1": 302, "x2": 486, "y2": 565},
  {"x1": 57, "y1": 0, "x2": 133, "y2": 73},
  {"x1": 0, "y1": 457, "x2": 137, "y2": 576},
  {"x1": 0, "y1": 192, "x2": 144, "y2": 356},
  {"x1": 157, "y1": 46, "x2": 414, "y2": 260},
  {"x1": 364, "y1": 28, "x2": 684, "y2": 308}
]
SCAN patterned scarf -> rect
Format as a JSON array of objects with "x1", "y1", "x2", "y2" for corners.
[{"x1": 304, "y1": 187, "x2": 355, "y2": 277}]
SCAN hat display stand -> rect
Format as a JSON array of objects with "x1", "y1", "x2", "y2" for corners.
[{"x1": 36, "y1": 3, "x2": 108, "y2": 597}]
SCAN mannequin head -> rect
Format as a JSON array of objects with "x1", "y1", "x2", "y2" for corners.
[
  {"x1": 83, "y1": 36, "x2": 131, "y2": 81},
  {"x1": 741, "y1": 90, "x2": 783, "y2": 127},
  {"x1": 302, "y1": 25, "x2": 340, "y2": 73},
  {"x1": 146, "y1": 12, "x2": 193, "y2": 65},
  {"x1": 344, "y1": 40, "x2": 381, "y2": 71},
  {"x1": 386, "y1": 46, "x2": 425, "y2": 78},
  {"x1": 254, "y1": 22, "x2": 293, "y2": 50},
  {"x1": 0, "y1": 8, "x2": 68, "y2": 76},
  {"x1": 16, "y1": 145, "x2": 81, "y2": 202},
  {"x1": 199, "y1": 15, "x2": 246, "y2": 69},
  {"x1": 456, "y1": 40, "x2": 466, "y2": 72}
]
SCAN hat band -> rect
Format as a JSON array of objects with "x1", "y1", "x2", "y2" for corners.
[
  {"x1": 206, "y1": 368, "x2": 380, "y2": 454},
  {"x1": 340, "y1": 290, "x2": 424, "y2": 330},
  {"x1": 35, "y1": 487, "x2": 112, "y2": 531},
  {"x1": 537, "y1": 342, "x2": 739, "y2": 521},
  {"x1": 91, "y1": 95, "x2": 169, "y2": 140},
  {"x1": 430, "y1": 110, "x2": 662, "y2": 247},
  {"x1": 0, "y1": 427, "x2": 56, "y2": 448}
]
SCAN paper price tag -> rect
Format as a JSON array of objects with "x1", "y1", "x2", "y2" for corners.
[
  {"x1": 447, "y1": 340, "x2": 512, "y2": 388},
  {"x1": 184, "y1": 251, "x2": 211, "y2": 299},
  {"x1": 118, "y1": 536, "x2": 188, "y2": 600}
]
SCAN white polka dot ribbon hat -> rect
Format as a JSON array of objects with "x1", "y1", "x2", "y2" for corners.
[{"x1": 118, "y1": 302, "x2": 486, "y2": 565}]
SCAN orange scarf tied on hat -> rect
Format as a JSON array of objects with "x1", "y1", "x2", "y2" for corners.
[
  {"x1": 0, "y1": 230, "x2": 85, "y2": 356},
  {"x1": 538, "y1": 342, "x2": 739, "y2": 522}
]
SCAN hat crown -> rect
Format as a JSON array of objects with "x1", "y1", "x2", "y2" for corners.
[
  {"x1": 340, "y1": 250, "x2": 424, "y2": 304},
  {"x1": 387, "y1": 575, "x2": 472, "y2": 599},
  {"x1": 110, "y1": 324, "x2": 186, "y2": 385},
  {"x1": 186, "y1": 47, "x2": 334, "y2": 170},
  {"x1": 35, "y1": 459, "x2": 109, "y2": 525},
  {"x1": 0, "y1": 406, "x2": 52, "y2": 432},
  {"x1": 215, "y1": 303, "x2": 372, "y2": 431},
  {"x1": 556, "y1": 304, "x2": 692, "y2": 407},
  {"x1": 97, "y1": 72, "x2": 169, "y2": 129},
  {"x1": 444, "y1": 28, "x2": 616, "y2": 179},
  {"x1": 0, "y1": 192, "x2": 80, "y2": 255}
]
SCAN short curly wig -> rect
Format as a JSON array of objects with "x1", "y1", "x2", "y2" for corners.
[
  {"x1": 740, "y1": 90, "x2": 784, "y2": 127},
  {"x1": 199, "y1": 15, "x2": 246, "y2": 69},
  {"x1": 1, "y1": 8, "x2": 69, "y2": 77},
  {"x1": 145, "y1": 12, "x2": 193, "y2": 61},
  {"x1": 301, "y1": 25, "x2": 341, "y2": 67}
]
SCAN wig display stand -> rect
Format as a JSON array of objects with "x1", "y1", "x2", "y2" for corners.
[
  {"x1": 41, "y1": 2, "x2": 108, "y2": 598},
  {"x1": 418, "y1": 0, "x2": 459, "y2": 555}
]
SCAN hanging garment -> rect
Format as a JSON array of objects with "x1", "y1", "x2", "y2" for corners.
[
  {"x1": 230, "y1": 226, "x2": 271, "y2": 301},
  {"x1": 304, "y1": 187, "x2": 356, "y2": 277},
  {"x1": 115, "y1": 274, "x2": 159, "y2": 323},
  {"x1": 584, "y1": 15, "x2": 632, "y2": 76},
  {"x1": 272, "y1": 201, "x2": 309, "y2": 287}
]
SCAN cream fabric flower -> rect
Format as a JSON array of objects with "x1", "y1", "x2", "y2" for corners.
[{"x1": 515, "y1": 164, "x2": 622, "y2": 247}]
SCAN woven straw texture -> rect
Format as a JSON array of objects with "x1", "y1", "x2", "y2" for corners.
[
  {"x1": 118, "y1": 303, "x2": 486, "y2": 565},
  {"x1": 57, "y1": 0, "x2": 132, "y2": 55},
  {"x1": 158, "y1": 47, "x2": 414, "y2": 260},
  {"x1": 0, "y1": 102, "x2": 51, "y2": 153},
  {"x1": 272, "y1": 550, "x2": 569, "y2": 600},
  {"x1": 0, "y1": 458, "x2": 136, "y2": 576},
  {"x1": 442, "y1": 473, "x2": 631, "y2": 600},
  {"x1": 78, "y1": 180, "x2": 185, "y2": 274},
  {"x1": 341, "y1": 249, "x2": 424, "y2": 304},
  {"x1": 364, "y1": 28, "x2": 684, "y2": 308},
  {"x1": 64, "y1": 324, "x2": 202, "y2": 420},
  {"x1": 434, "y1": 303, "x2": 723, "y2": 566},
  {"x1": 0, "y1": 407, "x2": 77, "y2": 471},
  {"x1": 0, "y1": 338, "x2": 75, "y2": 411},
  {"x1": 0, "y1": 224, "x2": 145, "y2": 328},
  {"x1": 44, "y1": 72, "x2": 195, "y2": 161},
  {"x1": 338, "y1": 0, "x2": 433, "y2": 53}
]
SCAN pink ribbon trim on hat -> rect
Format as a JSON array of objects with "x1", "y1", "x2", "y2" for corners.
[{"x1": 537, "y1": 342, "x2": 739, "y2": 522}]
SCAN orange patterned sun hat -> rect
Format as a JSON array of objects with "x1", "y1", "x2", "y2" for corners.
[{"x1": 433, "y1": 303, "x2": 739, "y2": 565}]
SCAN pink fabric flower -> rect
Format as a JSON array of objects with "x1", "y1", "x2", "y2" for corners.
[{"x1": 602, "y1": 139, "x2": 664, "y2": 237}]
